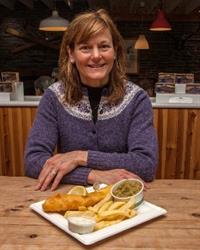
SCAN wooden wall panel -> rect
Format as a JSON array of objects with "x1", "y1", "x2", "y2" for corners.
[
  {"x1": 0, "y1": 108, "x2": 10, "y2": 175},
  {"x1": 153, "y1": 108, "x2": 200, "y2": 180},
  {"x1": 0, "y1": 108, "x2": 6, "y2": 175},
  {"x1": 0, "y1": 107, "x2": 37, "y2": 176},
  {"x1": 185, "y1": 110, "x2": 200, "y2": 178},
  {"x1": 0, "y1": 107, "x2": 200, "y2": 179}
]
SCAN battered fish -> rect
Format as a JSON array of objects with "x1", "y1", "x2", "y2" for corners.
[{"x1": 43, "y1": 186, "x2": 111, "y2": 212}]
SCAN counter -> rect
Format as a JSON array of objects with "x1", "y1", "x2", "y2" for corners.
[
  {"x1": 1, "y1": 96, "x2": 200, "y2": 108},
  {"x1": 0, "y1": 95, "x2": 41, "y2": 107},
  {"x1": 0, "y1": 96, "x2": 200, "y2": 179}
]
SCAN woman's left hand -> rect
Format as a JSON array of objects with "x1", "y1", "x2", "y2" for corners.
[
  {"x1": 35, "y1": 151, "x2": 88, "y2": 191},
  {"x1": 87, "y1": 169, "x2": 148, "y2": 190}
]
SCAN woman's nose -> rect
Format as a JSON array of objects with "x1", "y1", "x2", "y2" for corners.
[{"x1": 91, "y1": 48, "x2": 101, "y2": 59}]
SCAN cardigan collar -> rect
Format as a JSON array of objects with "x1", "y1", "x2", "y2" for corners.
[{"x1": 80, "y1": 83, "x2": 109, "y2": 96}]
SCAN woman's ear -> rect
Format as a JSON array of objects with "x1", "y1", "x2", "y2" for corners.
[
  {"x1": 113, "y1": 49, "x2": 117, "y2": 60},
  {"x1": 67, "y1": 47, "x2": 75, "y2": 63},
  {"x1": 70, "y1": 57, "x2": 75, "y2": 63}
]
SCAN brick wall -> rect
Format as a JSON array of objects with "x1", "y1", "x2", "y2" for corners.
[
  {"x1": 1, "y1": 3, "x2": 200, "y2": 94},
  {"x1": 119, "y1": 21, "x2": 200, "y2": 81}
]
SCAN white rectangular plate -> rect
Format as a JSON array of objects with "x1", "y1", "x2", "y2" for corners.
[{"x1": 30, "y1": 192, "x2": 167, "y2": 245}]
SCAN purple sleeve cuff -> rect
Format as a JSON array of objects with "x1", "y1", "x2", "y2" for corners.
[
  {"x1": 87, "y1": 150, "x2": 156, "y2": 182},
  {"x1": 61, "y1": 167, "x2": 92, "y2": 185}
]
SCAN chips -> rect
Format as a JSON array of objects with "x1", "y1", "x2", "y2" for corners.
[{"x1": 64, "y1": 187, "x2": 137, "y2": 231}]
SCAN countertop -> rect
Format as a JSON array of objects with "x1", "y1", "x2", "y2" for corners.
[
  {"x1": 0, "y1": 95, "x2": 41, "y2": 107},
  {"x1": 1, "y1": 95, "x2": 200, "y2": 108},
  {"x1": 0, "y1": 177, "x2": 200, "y2": 249}
]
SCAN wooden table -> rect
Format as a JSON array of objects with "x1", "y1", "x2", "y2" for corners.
[{"x1": 0, "y1": 177, "x2": 200, "y2": 249}]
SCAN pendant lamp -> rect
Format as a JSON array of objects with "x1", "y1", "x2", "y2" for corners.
[
  {"x1": 134, "y1": 34, "x2": 149, "y2": 50},
  {"x1": 150, "y1": 9, "x2": 171, "y2": 31},
  {"x1": 134, "y1": 1, "x2": 149, "y2": 50},
  {"x1": 39, "y1": 10, "x2": 69, "y2": 31}
]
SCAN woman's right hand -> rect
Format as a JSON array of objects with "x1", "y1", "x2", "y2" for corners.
[
  {"x1": 35, "y1": 150, "x2": 88, "y2": 191},
  {"x1": 87, "y1": 169, "x2": 146, "y2": 186}
]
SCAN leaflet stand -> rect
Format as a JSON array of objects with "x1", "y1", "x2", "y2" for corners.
[{"x1": 156, "y1": 84, "x2": 200, "y2": 104}]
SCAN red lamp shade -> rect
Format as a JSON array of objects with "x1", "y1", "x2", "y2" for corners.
[{"x1": 150, "y1": 9, "x2": 171, "y2": 31}]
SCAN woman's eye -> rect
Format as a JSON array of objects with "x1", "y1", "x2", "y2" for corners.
[
  {"x1": 80, "y1": 46, "x2": 90, "y2": 52},
  {"x1": 103, "y1": 44, "x2": 109, "y2": 48},
  {"x1": 100, "y1": 44, "x2": 111, "y2": 51}
]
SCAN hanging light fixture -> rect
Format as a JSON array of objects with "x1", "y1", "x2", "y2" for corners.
[
  {"x1": 39, "y1": 10, "x2": 69, "y2": 32},
  {"x1": 150, "y1": 9, "x2": 171, "y2": 31},
  {"x1": 134, "y1": 1, "x2": 150, "y2": 50},
  {"x1": 135, "y1": 34, "x2": 149, "y2": 49}
]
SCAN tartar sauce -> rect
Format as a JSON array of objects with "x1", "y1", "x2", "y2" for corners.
[{"x1": 67, "y1": 216, "x2": 96, "y2": 234}]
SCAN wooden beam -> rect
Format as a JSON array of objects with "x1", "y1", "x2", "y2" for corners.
[
  {"x1": 146, "y1": 0, "x2": 159, "y2": 15},
  {"x1": 11, "y1": 34, "x2": 61, "y2": 54},
  {"x1": 5, "y1": 27, "x2": 59, "y2": 50},
  {"x1": 109, "y1": 0, "x2": 119, "y2": 12},
  {"x1": 0, "y1": 0, "x2": 15, "y2": 10},
  {"x1": 18, "y1": 0, "x2": 33, "y2": 9},
  {"x1": 109, "y1": 0, "x2": 132, "y2": 13},
  {"x1": 87, "y1": 0, "x2": 108, "y2": 10},
  {"x1": 40, "y1": 0, "x2": 54, "y2": 10},
  {"x1": 111, "y1": 12, "x2": 200, "y2": 22},
  {"x1": 129, "y1": 0, "x2": 137, "y2": 14},
  {"x1": 184, "y1": 0, "x2": 200, "y2": 14},
  {"x1": 164, "y1": 0, "x2": 182, "y2": 14},
  {"x1": 12, "y1": 43, "x2": 35, "y2": 53}
]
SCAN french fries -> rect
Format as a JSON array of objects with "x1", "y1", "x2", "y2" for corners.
[
  {"x1": 95, "y1": 219, "x2": 122, "y2": 231},
  {"x1": 64, "y1": 187, "x2": 137, "y2": 231}
]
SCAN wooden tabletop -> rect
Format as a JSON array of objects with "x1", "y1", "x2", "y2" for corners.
[{"x1": 0, "y1": 177, "x2": 200, "y2": 250}]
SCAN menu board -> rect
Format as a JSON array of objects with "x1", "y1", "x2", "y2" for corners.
[{"x1": 156, "y1": 72, "x2": 198, "y2": 94}]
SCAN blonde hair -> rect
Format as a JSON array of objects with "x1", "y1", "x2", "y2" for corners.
[{"x1": 59, "y1": 9, "x2": 127, "y2": 105}]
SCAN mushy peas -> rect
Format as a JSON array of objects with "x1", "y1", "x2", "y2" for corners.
[{"x1": 113, "y1": 180, "x2": 142, "y2": 198}]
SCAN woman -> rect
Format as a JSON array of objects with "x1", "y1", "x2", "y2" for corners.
[{"x1": 25, "y1": 9, "x2": 158, "y2": 191}]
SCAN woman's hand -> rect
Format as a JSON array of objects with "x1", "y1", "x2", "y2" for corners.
[
  {"x1": 87, "y1": 169, "x2": 146, "y2": 186},
  {"x1": 35, "y1": 151, "x2": 88, "y2": 191}
]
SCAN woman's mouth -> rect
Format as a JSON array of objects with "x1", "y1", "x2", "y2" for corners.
[{"x1": 88, "y1": 64, "x2": 106, "y2": 68}]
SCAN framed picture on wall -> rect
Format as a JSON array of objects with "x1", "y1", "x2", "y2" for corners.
[
  {"x1": 124, "y1": 39, "x2": 138, "y2": 74},
  {"x1": 1, "y1": 72, "x2": 20, "y2": 82},
  {"x1": 0, "y1": 81, "x2": 13, "y2": 92}
]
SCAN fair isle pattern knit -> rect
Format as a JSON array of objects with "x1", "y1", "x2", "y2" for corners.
[
  {"x1": 49, "y1": 81, "x2": 140, "y2": 120},
  {"x1": 25, "y1": 80, "x2": 158, "y2": 185}
]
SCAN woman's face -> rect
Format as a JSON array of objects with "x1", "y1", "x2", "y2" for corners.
[{"x1": 69, "y1": 28, "x2": 116, "y2": 87}]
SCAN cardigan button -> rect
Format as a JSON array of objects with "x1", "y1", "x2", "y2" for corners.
[{"x1": 92, "y1": 130, "x2": 96, "y2": 134}]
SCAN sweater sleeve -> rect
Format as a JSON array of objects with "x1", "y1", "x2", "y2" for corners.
[
  {"x1": 87, "y1": 91, "x2": 158, "y2": 182},
  {"x1": 24, "y1": 89, "x2": 91, "y2": 185}
]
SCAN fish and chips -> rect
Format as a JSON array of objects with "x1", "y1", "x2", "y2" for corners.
[{"x1": 42, "y1": 184, "x2": 137, "y2": 232}]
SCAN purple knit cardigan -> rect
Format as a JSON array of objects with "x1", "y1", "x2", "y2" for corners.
[{"x1": 24, "y1": 81, "x2": 158, "y2": 185}]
